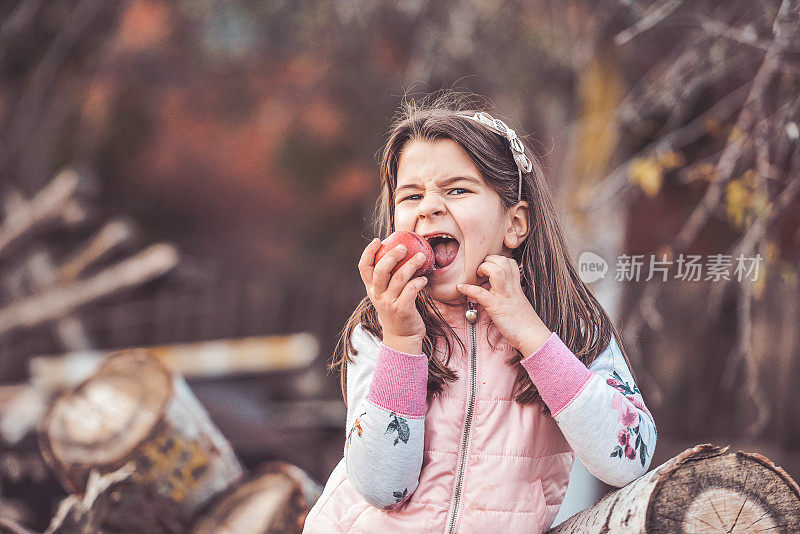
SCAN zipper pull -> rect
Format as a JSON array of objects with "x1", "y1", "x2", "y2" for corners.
[{"x1": 465, "y1": 299, "x2": 477, "y2": 324}]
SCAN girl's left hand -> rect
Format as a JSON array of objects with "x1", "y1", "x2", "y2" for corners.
[{"x1": 456, "y1": 255, "x2": 552, "y2": 357}]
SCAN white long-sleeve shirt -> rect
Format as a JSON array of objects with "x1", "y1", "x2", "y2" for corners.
[{"x1": 342, "y1": 323, "x2": 657, "y2": 509}]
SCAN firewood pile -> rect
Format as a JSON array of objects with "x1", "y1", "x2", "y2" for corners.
[
  {"x1": 0, "y1": 169, "x2": 179, "y2": 355},
  {"x1": 2, "y1": 349, "x2": 321, "y2": 534},
  {"x1": 37, "y1": 349, "x2": 321, "y2": 533},
  {"x1": 0, "y1": 173, "x2": 338, "y2": 532},
  {"x1": 0, "y1": 168, "x2": 177, "y2": 531}
]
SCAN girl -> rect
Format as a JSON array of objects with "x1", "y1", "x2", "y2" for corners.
[{"x1": 303, "y1": 95, "x2": 657, "y2": 534}]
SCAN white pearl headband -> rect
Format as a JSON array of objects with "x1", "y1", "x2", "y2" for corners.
[{"x1": 460, "y1": 111, "x2": 532, "y2": 203}]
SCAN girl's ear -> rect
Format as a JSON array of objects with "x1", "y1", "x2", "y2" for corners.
[{"x1": 504, "y1": 201, "x2": 530, "y2": 250}]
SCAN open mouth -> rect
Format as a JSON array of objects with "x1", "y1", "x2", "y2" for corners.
[{"x1": 424, "y1": 233, "x2": 460, "y2": 270}]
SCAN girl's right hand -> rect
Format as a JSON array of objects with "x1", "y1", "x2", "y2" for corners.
[{"x1": 358, "y1": 238, "x2": 429, "y2": 344}]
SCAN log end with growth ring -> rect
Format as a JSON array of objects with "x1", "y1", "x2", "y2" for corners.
[
  {"x1": 549, "y1": 444, "x2": 800, "y2": 534},
  {"x1": 39, "y1": 348, "x2": 172, "y2": 493},
  {"x1": 646, "y1": 444, "x2": 800, "y2": 533}
]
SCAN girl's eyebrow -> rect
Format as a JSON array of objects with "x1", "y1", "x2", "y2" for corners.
[{"x1": 395, "y1": 175, "x2": 481, "y2": 193}]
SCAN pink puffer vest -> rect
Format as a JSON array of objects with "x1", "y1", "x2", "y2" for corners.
[{"x1": 305, "y1": 302, "x2": 574, "y2": 533}]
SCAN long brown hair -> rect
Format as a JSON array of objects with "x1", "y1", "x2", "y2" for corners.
[{"x1": 331, "y1": 91, "x2": 637, "y2": 415}]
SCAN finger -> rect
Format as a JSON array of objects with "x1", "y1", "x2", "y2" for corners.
[
  {"x1": 357, "y1": 238, "x2": 382, "y2": 286},
  {"x1": 485, "y1": 255, "x2": 518, "y2": 283},
  {"x1": 476, "y1": 261, "x2": 506, "y2": 291},
  {"x1": 396, "y1": 274, "x2": 428, "y2": 310},
  {"x1": 484, "y1": 254, "x2": 508, "y2": 264},
  {"x1": 386, "y1": 251, "x2": 428, "y2": 298},
  {"x1": 492, "y1": 254, "x2": 525, "y2": 287},
  {"x1": 373, "y1": 244, "x2": 408, "y2": 294},
  {"x1": 456, "y1": 282, "x2": 494, "y2": 306}
]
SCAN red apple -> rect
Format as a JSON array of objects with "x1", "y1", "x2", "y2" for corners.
[{"x1": 375, "y1": 230, "x2": 435, "y2": 278}]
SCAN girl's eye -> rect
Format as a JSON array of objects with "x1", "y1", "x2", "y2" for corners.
[{"x1": 398, "y1": 189, "x2": 469, "y2": 202}]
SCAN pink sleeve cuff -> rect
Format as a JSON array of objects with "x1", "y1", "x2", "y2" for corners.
[
  {"x1": 520, "y1": 331, "x2": 593, "y2": 417},
  {"x1": 366, "y1": 343, "x2": 428, "y2": 418}
]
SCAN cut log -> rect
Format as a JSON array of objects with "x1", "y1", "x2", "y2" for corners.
[
  {"x1": 548, "y1": 443, "x2": 800, "y2": 533},
  {"x1": 190, "y1": 461, "x2": 323, "y2": 534},
  {"x1": 148, "y1": 333, "x2": 319, "y2": 377},
  {"x1": 39, "y1": 349, "x2": 243, "y2": 532}
]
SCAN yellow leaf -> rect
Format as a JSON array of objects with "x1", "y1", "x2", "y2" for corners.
[
  {"x1": 725, "y1": 179, "x2": 750, "y2": 229},
  {"x1": 728, "y1": 126, "x2": 744, "y2": 143},
  {"x1": 741, "y1": 169, "x2": 758, "y2": 188},
  {"x1": 656, "y1": 151, "x2": 684, "y2": 170},
  {"x1": 724, "y1": 171, "x2": 769, "y2": 229},
  {"x1": 629, "y1": 158, "x2": 662, "y2": 196}
]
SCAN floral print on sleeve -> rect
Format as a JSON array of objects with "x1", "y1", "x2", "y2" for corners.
[
  {"x1": 606, "y1": 370, "x2": 639, "y2": 395},
  {"x1": 346, "y1": 412, "x2": 367, "y2": 447},
  {"x1": 543, "y1": 335, "x2": 656, "y2": 487},
  {"x1": 609, "y1": 387, "x2": 649, "y2": 467},
  {"x1": 385, "y1": 413, "x2": 410, "y2": 445},
  {"x1": 343, "y1": 403, "x2": 424, "y2": 508},
  {"x1": 606, "y1": 371, "x2": 654, "y2": 423},
  {"x1": 341, "y1": 325, "x2": 426, "y2": 508}
]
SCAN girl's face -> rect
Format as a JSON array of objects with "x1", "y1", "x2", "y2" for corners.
[{"x1": 393, "y1": 138, "x2": 529, "y2": 305}]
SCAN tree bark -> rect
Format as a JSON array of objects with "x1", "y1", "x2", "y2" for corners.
[
  {"x1": 548, "y1": 443, "x2": 800, "y2": 533},
  {"x1": 39, "y1": 349, "x2": 243, "y2": 533}
]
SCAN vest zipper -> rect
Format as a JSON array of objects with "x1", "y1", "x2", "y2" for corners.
[{"x1": 445, "y1": 302, "x2": 478, "y2": 534}]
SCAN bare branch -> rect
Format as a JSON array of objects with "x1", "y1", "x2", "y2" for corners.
[
  {"x1": 579, "y1": 82, "x2": 751, "y2": 209},
  {"x1": 614, "y1": 0, "x2": 682, "y2": 46},
  {"x1": 705, "y1": 147, "x2": 800, "y2": 322},
  {"x1": 0, "y1": 168, "x2": 81, "y2": 259},
  {"x1": 698, "y1": 16, "x2": 770, "y2": 51},
  {"x1": 673, "y1": 0, "x2": 799, "y2": 255},
  {"x1": 614, "y1": 2, "x2": 800, "y2": 424}
]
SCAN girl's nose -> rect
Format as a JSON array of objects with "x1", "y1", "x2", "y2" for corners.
[{"x1": 417, "y1": 193, "x2": 445, "y2": 219}]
